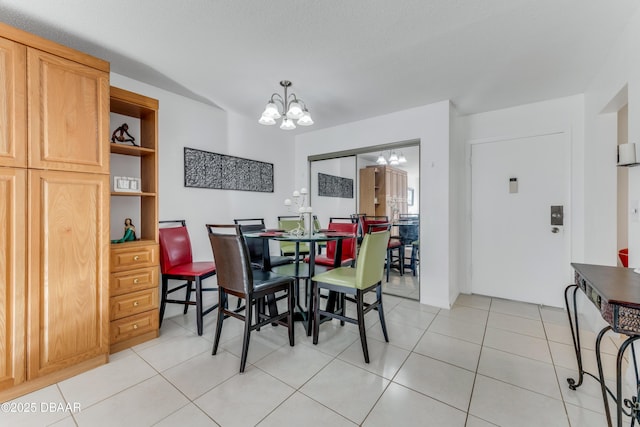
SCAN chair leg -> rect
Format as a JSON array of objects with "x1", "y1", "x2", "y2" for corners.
[
  {"x1": 195, "y1": 278, "x2": 204, "y2": 336},
  {"x1": 159, "y1": 276, "x2": 169, "y2": 327},
  {"x1": 239, "y1": 298, "x2": 253, "y2": 373},
  {"x1": 288, "y1": 282, "x2": 295, "y2": 346},
  {"x1": 184, "y1": 280, "x2": 193, "y2": 314},
  {"x1": 356, "y1": 290, "x2": 370, "y2": 363},
  {"x1": 386, "y1": 249, "x2": 390, "y2": 282},
  {"x1": 399, "y1": 247, "x2": 404, "y2": 277},
  {"x1": 313, "y1": 282, "x2": 320, "y2": 345},
  {"x1": 376, "y1": 284, "x2": 389, "y2": 342},
  {"x1": 340, "y1": 293, "x2": 346, "y2": 326},
  {"x1": 212, "y1": 290, "x2": 226, "y2": 355}
]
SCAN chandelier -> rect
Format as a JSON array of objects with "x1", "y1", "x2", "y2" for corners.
[
  {"x1": 258, "y1": 80, "x2": 313, "y2": 130},
  {"x1": 376, "y1": 150, "x2": 407, "y2": 166}
]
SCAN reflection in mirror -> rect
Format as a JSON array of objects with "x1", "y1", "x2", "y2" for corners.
[{"x1": 309, "y1": 142, "x2": 419, "y2": 300}]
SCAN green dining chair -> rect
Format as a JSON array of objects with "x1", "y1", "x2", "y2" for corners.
[
  {"x1": 311, "y1": 229, "x2": 390, "y2": 363},
  {"x1": 278, "y1": 217, "x2": 310, "y2": 258}
]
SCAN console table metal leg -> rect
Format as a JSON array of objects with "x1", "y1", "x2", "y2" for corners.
[
  {"x1": 566, "y1": 284, "x2": 585, "y2": 389},
  {"x1": 616, "y1": 336, "x2": 640, "y2": 427},
  {"x1": 596, "y1": 325, "x2": 614, "y2": 426}
]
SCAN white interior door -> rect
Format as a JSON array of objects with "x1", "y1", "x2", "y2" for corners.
[{"x1": 471, "y1": 133, "x2": 570, "y2": 307}]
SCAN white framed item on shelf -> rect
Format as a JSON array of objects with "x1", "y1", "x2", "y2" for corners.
[{"x1": 113, "y1": 176, "x2": 142, "y2": 193}]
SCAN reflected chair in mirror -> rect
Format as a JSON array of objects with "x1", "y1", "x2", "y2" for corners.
[
  {"x1": 311, "y1": 229, "x2": 391, "y2": 363},
  {"x1": 362, "y1": 218, "x2": 404, "y2": 282},
  {"x1": 233, "y1": 218, "x2": 293, "y2": 269},
  {"x1": 277, "y1": 216, "x2": 310, "y2": 259},
  {"x1": 399, "y1": 213, "x2": 420, "y2": 220},
  {"x1": 158, "y1": 220, "x2": 217, "y2": 336},
  {"x1": 351, "y1": 213, "x2": 367, "y2": 244},
  {"x1": 312, "y1": 215, "x2": 326, "y2": 254},
  {"x1": 206, "y1": 224, "x2": 295, "y2": 373},
  {"x1": 398, "y1": 220, "x2": 420, "y2": 275}
]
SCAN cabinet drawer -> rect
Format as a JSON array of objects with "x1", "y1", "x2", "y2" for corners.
[
  {"x1": 110, "y1": 266, "x2": 158, "y2": 296},
  {"x1": 110, "y1": 244, "x2": 158, "y2": 272},
  {"x1": 110, "y1": 310, "x2": 159, "y2": 343},
  {"x1": 110, "y1": 288, "x2": 158, "y2": 321}
]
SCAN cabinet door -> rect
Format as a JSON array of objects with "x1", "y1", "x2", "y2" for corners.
[
  {"x1": 27, "y1": 48, "x2": 109, "y2": 174},
  {"x1": 0, "y1": 168, "x2": 26, "y2": 390},
  {"x1": 28, "y1": 170, "x2": 109, "y2": 378},
  {"x1": 0, "y1": 38, "x2": 26, "y2": 168}
]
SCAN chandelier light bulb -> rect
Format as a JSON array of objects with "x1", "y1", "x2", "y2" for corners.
[
  {"x1": 262, "y1": 101, "x2": 281, "y2": 119},
  {"x1": 389, "y1": 152, "x2": 399, "y2": 165},
  {"x1": 258, "y1": 114, "x2": 276, "y2": 125},
  {"x1": 399, "y1": 153, "x2": 407, "y2": 163},
  {"x1": 286, "y1": 101, "x2": 303, "y2": 119},
  {"x1": 297, "y1": 110, "x2": 314, "y2": 126},
  {"x1": 376, "y1": 153, "x2": 387, "y2": 165},
  {"x1": 280, "y1": 117, "x2": 296, "y2": 130}
]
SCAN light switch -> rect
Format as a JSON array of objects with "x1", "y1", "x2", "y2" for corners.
[{"x1": 509, "y1": 177, "x2": 518, "y2": 193}]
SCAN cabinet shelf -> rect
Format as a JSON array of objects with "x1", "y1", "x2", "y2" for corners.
[
  {"x1": 110, "y1": 238, "x2": 157, "y2": 249},
  {"x1": 109, "y1": 86, "x2": 159, "y2": 353},
  {"x1": 110, "y1": 143, "x2": 155, "y2": 156},
  {"x1": 111, "y1": 191, "x2": 156, "y2": 197}
]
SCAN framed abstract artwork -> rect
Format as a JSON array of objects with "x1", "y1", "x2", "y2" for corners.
[{"x1": 184, "y1": 147, "x2": 274, "y2": 192}]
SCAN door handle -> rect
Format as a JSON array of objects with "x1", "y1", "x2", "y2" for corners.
[{"x1": 551, "y1": 227, "x2": 560, "y2": 234}]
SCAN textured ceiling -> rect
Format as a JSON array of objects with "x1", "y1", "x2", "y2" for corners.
[{"x1": 0, "y1": 0, "x2": 637, "y2": 132}]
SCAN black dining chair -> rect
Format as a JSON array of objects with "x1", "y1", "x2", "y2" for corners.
[
  {"x1": 206, "y1": 224, "x2": 295, "y2": 373},
  {"x1": 233, "y1": 218, "x2": 293, "y2": 269}
]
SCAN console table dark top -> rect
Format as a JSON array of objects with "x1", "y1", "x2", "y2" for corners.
[{"x1": 572, "y1": 263, "x2": 640, "y2": 309}]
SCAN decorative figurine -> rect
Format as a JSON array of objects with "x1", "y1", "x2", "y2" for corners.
[
  {"x1": 111, "y1": 218, "x2": 137, "y2": 243},
  {"x1": 111, "y1": 123, "x2": 137, "y2": 146}
]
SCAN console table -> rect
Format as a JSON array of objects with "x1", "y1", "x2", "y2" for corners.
[{"x1": 567, "y1": 263, "x2": 640, "y2": 427}]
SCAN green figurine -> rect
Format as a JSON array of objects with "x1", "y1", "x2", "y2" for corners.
[{"x1": 111, "y1": 218, "x2": 137, "y2": 243}]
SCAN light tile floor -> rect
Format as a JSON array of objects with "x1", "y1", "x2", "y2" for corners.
[{"x1": 3, "y1": 293, "x2": 633, "y2": 426}]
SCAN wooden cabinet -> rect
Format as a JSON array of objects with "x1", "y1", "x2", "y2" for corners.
[
  {"x1": 27, "y1": 49, "x2": 109, "y2": 174},
  {"x1": 0, "y1": 168, "x2": 26, "y2": 391},
  {"x1": 0, "y1": 37, "x2": 26, "y2": 168},
  {"x1": 0, "y1": 22, "x2": 110, "y2": 401},
  {"x1": 109, "y1": 87, "x2": 159, "y2": 353},
  {"x1": 27, "y1": 170, "x2": 109, "y2": 378},
  {"x1": 359, "y1": 165, "x2": 408, "y2": 220}
]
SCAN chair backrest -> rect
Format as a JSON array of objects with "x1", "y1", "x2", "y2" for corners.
[
  {"x1": 355, "y1": 230, "x2": 390, "y2": 288},
  {"x1": 206, "y1": 224, "x2": 253, "y2": 295},
  {"x1": 329, "y1": 217, "x2": 356, "y2": 224},
  {"x1": 399, "y1": 214, "x2": 419, "y2": 220},
  {"x1": 398, "y1": 221, "x2": 419, "y2": 245},
  {"x1": 158, "y1": 220, "x2": 193, "y2": 274},
  {"x1": 234, "y1": 218, "x2": 266, "y2": 228},
  {"x1": 234, "y1": 221, "x2": 266, "y2": 267},
  {"x1": 363, "y1": 219, "x2": 391, "y2": 234},
  {"x1": 325, "y1": 222, "x2": 358, "y2": 261},
  {"x1": 279, "y1": 217, "x2": 303, "y2": 232}
]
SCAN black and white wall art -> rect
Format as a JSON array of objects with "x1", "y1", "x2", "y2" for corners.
[
  {"x1": 317, "y1": 172, "x2": 353, "y2": 198},
  {"x1": 184, "y1": 147, "x2": 274, "y2": 192}
]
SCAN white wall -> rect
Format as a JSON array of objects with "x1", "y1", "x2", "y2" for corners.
[
  {"x1": 110, "y1": 73, "x2": 296, "y2": 317},
  {"x1": 295, "y1": 101, "x2": 455, "y2": 308}
]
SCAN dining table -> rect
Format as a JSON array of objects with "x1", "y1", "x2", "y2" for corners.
[{"x1": 244, "y1": 229, "x2": 356, "y2": 335}]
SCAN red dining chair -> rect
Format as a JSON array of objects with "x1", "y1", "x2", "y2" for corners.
[
  {"x1": 305, "y1": 221, "x2": 357, "y2": 267},
  {"x1": 363, "y1": 218, "x2": 404, "y2": 282},
  {"x1": 159, "y1": 220, "x2": 217, "y2": 336}
]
